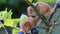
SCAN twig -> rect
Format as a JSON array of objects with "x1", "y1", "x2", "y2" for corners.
[
  {"x1": 37, "y1": 26, "x2": 46, "y2": 29},
  {"x1": 48, "y1": 7, "x2": 60, "y2": 33},
  {"x1": 48, "y1": 15, "x2": 60, "y2": 33},
  {"x1": 11, "y1": 26, "x2": 19, "y2": 30},
  {"x1": 0, "y1": 21, "x2": 9, "y2": 34},
  {"x1": 48, "y1": 20, "x2": 57, "y2": 33},
  {"x1": 47, "y1": 26, "x2": 54, "y2": 33},
  {"x1": 48, "y1": 13, "x2": 60, "y2": 33},
  {"x1": 50, "y1": 11, "x2": 60, "y2": 26},
  {"x1": 51, "y1": 22, "x2": 60, "y2": 26},
  {"x1": 49, "y1": 5, "x2": 57, "y2": 22},
  {"x1": 56, "y1": 11, "x2": 60, "y2": 22}
]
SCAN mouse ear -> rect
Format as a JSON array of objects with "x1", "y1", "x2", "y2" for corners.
[
  {"x1": 43, "y1": 6, "x2": 53, "y2": 15},
  {"x1": 27, "y1": 6, "x2": 33, "y2": 16},
  {"x1": 46, "y1": 9, "x2": 54, "y2": 15},
  {"x1": 22, "y1": 21, "x2": 32, "y2": 33}
]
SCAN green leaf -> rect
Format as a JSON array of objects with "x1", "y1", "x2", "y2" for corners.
[
  {"x1": 0, "y1": 24, "x2": 2, "y2": 28},
  {"x1": 28, "y1": 0, "x2": 33, "y2": 2},
  {"x1": 12, "y1": 28, "x2": 19, "y2": 34},
  {"x1": 13, "y1": 19, "x2": 20, "y2": 27},
  {"x1": 5, "y1": 9, "x2": 12, "y2": 19},
  {"x1": 0, "y1": 11, "x2": 7, "y2": 19},
  {"x1": 4, "y1": 19, "x2": 14, "y2": 27},
  {"x1": 9, "y1": 0, "x2": 19, "y2": 7},
  {"x1": 4, "y1": 19, "x2": 20, "y2": 27},
  {"x1": 0, "y1": 0, "x2": 7, "y2": 4},
  {"x1": 35, "y1": 0, "x2": 56, "y2": 3},
  {"x1": 0, "y1": 8, "x2": 12, "y2": 19}
]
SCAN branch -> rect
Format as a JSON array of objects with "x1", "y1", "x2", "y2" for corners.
[
  {"x1": 11, "y1": 26, "x2": 19, "y2": 30},
  {"x1": 25, "y1": 0, "x2": 50, "y2": 26},
  {"x1": 0, "y1": 20, "x2": 9, "y2": 34},
  {"x1": 51, "y1": 11, "x2": 60, "y2": 26},
  {"x1": 48, "y1": 16, "x2": 60, "y2": 33},
  {"x1": 49, "y1": 5, "x2": 57, "y2": 22},
  {"x1": 48, "y1": 17, "x2": 60, "y2": 33},
  {"x1": 51, "y1": 22, "x2": 60, "y2": 26},
  {"x1": 37, "y1": 26, "x2": 46, "y2": 29},
  {"x1": 56, "y1": 11, "x2": 60, "y2": 22},
  {"x1": 47, "y1": 26, "x2": 54, "y2": 33}
]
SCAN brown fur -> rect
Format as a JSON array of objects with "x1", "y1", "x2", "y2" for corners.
[
  {"x1": 21, "y1": 2, "x2": 54, "y2": 34},
  {"x1": 21, "y1": 17, "x2": 38, "y2": 34},
  {"x1": 27, "y1": 2, "x2": 53, "y2": 16}
]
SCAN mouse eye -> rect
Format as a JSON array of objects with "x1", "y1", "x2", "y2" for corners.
[{"x1": 31, "y1": 15, "x2": 36, "y2": 18}]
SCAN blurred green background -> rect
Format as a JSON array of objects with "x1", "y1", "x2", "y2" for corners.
[
  {"x1": 0, "y1": 0, "x2": 56, "y2": 18},
  {"x1": 1, "y1": 0, "x2": 60, "y2": 34}
]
